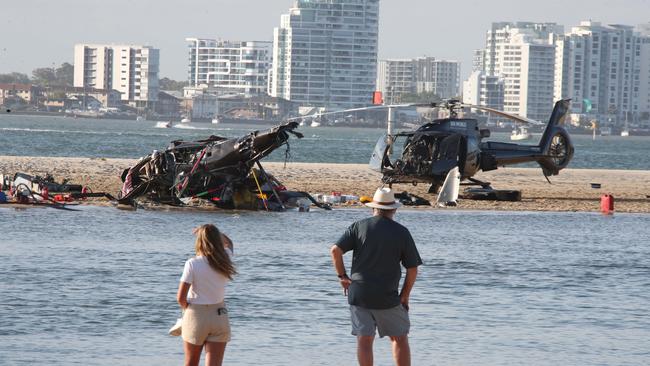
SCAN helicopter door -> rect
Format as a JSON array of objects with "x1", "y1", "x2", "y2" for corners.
[
  {"x1": 431, "y1": 133, "x2": 466, "y2": 177},
  {"x1": 369, "y1": 134, "x2": 390, "y2": 172}
]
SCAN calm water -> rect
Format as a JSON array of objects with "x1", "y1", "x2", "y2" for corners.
[
  {"x1": 1, "y1": 206, "x2": 649, "y2": 365},
  {"x1": 1, "y1": 114, "x2": 650, "y2": 170}
]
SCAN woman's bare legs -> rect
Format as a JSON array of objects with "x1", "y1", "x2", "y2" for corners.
[
  {"x1": 205, "y1": 342, "x2": 227, "y2": 366},
  {"x1": 183, "y1": 341, "x2": 203, "y2": 366}
]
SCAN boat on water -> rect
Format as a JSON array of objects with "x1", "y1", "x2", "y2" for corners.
[
  {"x1": 180, "y1": 117, "x2": 191, "y2": 123},
  {"x1": 155, "y1": 121, "x2": 172, "y2": 129},
  {"x1": 510, "y1": 126, "x2": 532, "y2": 141},
  {"x1": 310, "y1": 121, "x2": 321, "y2": 127},
  {"x1": 621, "y1": 114, "x2": 630, "y2": 137},
  {"x1": 600, "y1": 126, "x2": 612, "y2": 136},
  {"x1": 211, "y1": 117, "x2": 220, "y2": 124},
  {"x1": 136, "y1": 116, "x2": 145, "y2": 122}
]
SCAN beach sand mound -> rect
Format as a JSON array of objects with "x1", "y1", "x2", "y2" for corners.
[{"x1": 1, "y1": 156, "x2": 649, "y2": 213}]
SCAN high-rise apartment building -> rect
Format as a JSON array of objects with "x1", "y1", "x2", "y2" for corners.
[
  {"x1": 554, "y1": 21, "x2": 644, "y2": 122},
  {"x1": 414, "y1": 58, "x2": 460, "y2": 98},
  {"x1": 376, "y1": 59, "x2": 415, "y2": 103},
  {"x1": 186, "y1": 38, "x2": 271, "y2": 96},
  {"x1": 484, "y1": 22, "x2": 563, "y2": 77},
  {"x1": 376, "y1": 57, "x2": 460, "y2": 102},
  {"x1": 73, "y1": 44, "x2": 159, "y2": 107},
  {"x1": 269, "y1": 0, "x2": 380, "y2": 110},
  {"x1": 463, "y1": 71, "x2": 504, "y2": 111},
  {"x1": 469, "y1": 22, "x2": 561, "y2": 121},
  {"x1": 638, "y1": 25, "x2": 650, "y2": 117}
]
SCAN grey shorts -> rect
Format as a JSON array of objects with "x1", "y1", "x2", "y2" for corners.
[{"x1": 350, "y1": 304, "x2": 410, "y2": 338}]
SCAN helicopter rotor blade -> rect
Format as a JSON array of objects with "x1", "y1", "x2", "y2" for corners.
[
  {"x1": 464, "y1": 104, "x2": 544, "y2": 126},
  {"x1": 284, "y1": 103, "x2": 437, "y2": 122}
]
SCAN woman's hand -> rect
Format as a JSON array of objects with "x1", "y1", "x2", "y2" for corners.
[{"x1": 177, "y1": 282, "x2": 191, "y2": 309}]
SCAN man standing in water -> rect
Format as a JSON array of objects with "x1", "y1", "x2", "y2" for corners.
[{"x1": 330, "y1": 188, "x2": 422, "y2": 366}]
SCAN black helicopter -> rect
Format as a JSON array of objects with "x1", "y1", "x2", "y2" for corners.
[{"x1": 369, "y1": 99, "x2": 575, "y2": 194}]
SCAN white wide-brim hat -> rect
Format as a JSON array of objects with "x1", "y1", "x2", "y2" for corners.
[{"x1": 365, "y1": 188, "x2": 402, "y2": 210}]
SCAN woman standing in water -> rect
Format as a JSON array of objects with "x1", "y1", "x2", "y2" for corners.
[{"x1": 177, "y1": 224, "x2": 236, "y2": 366}]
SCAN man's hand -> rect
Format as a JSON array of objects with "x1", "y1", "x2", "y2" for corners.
[
  {"x1": 400, "y1": 293, "x2": 409, "y2": 311},
  {"x1": 340, "y1": 276, "x2": 352, "y2": 296}
]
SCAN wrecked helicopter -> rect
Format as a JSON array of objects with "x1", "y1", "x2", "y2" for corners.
[
  {"x1": 118, "y1": 121, "x2": 329, "y2": 211},
  {"x1": 369, "y1": 99, "x2": 575, "y2": 197}
]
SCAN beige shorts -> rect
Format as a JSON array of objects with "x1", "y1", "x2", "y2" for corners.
[{"x1": 182, "y1": 302, "x2": 231, "y2": 345}]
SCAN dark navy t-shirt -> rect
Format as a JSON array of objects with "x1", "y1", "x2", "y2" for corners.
[{"x1": 335, "y1": 215, "x2": 422, "y2": 309}]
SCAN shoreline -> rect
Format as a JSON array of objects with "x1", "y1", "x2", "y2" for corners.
[{"x1": 1, "y1": 156, "x2": 649, "y2": 213}]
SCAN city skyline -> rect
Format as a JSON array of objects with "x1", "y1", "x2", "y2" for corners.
[{"x1": 1, "y1": 0, "x2": 649, "y2": 81}]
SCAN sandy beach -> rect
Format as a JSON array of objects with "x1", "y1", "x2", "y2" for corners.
[{"x1": 1, "y1": 155, "x2": 649, "y2": 213}]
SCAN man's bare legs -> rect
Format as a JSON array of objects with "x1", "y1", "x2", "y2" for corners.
[
  {"x1": 357, "y1": 335, "x2": 375, "y2": 366},
  {"x1": 389, "y1": 335, "x2": 411, "y2": 366}
]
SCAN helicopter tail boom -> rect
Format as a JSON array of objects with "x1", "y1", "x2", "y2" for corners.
[{"x1": 481, "y1": 99, "x2": 574, "y2": 176}]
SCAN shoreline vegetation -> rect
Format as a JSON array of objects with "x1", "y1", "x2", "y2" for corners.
[{"x1": 1, "y1": 156, "x2": 649, "y2": 213}]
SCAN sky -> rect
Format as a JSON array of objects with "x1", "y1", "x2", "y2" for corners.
[{"x1": 1, "y1": 0, "x2": 649, "y2": 81}]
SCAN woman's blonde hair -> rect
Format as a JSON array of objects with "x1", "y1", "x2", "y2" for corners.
[{"x1": 193, "y1": 224, "x2": 237, "y2": 280}]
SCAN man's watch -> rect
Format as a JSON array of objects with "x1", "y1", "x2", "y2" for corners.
[{"x1": 338, "y1": 273, "x2": 349, "y2": 279}]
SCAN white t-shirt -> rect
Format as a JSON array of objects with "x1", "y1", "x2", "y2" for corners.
[{"x1": 180, "y1": 248, "x2": 233, "y2": 305}]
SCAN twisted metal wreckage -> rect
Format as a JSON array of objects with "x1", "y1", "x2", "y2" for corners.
[{"x1": 118, "y1": 121, "x2": 330, "y2": 211}]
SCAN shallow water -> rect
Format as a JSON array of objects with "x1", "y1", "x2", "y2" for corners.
[
  {"x1": 1, "y1": 114, "x2": 650, "y2": 170},
  {"x1": 1, "y1": 206, "x2": 649, "y2": 365}
]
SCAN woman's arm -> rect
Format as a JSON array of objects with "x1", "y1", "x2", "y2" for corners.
[{"x1": 176, "y1": 282, "x2": 191, "y2": 309}]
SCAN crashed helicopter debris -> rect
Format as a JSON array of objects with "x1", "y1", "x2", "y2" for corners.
[{"x1": 118, "y1": 121, "x2": 330, "y2": 211}]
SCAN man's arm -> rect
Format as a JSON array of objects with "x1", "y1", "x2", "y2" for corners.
[
  {"x1": 399, "y1": 267, "x2": 418, "y2": 310},
  {"x1": 330, "y1": 245, "x2": 352, "y2": 295}
]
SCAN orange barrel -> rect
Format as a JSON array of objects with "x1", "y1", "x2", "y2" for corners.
[{"x1": 600, "y1": 194, "x2": 614, "y2": 214}]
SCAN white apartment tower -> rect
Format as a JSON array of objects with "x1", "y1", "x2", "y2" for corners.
[
  {"x1": 414, "y1": 58, "x2": 460, "y2": 98},
  {"x1": 73, "y1": 44, "x2": 159, "y2": 107},
  {"x1": 186, "y1": 39, "x2": 271, "y2": 96},
  {"x1": 554, "y1": 21, "x2": 643, "y2": 122},
  {"x1": 463, "y1": 71, "x2": 504, "y2": 111},
  {"x1": 638, "y1": 25, "x2": 650, "y2": 119},
  {"x1": 269, "y1": 0, "x2": 380, "y2": 110},
  {"x1": 476, "y1": 22, "x2": 562, "y2": 121},
  {"x1": 376, "y1": 59, "x2": 415, "y2": 103},
  {"x1": 376, "y1": 57, "x2": 460, "y2": 102}
]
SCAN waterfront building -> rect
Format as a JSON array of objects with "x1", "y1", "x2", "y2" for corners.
[
  {"x1": 469, "y1": 22, "x2": 561, "y2": 121},
  {"x1": 636, "y1": 23, "x2": 650, "y2": 121},
  {"x1": 376, "y1": 57, "x2": 460, "y2": 102},
  {"x1": 186, "y1": 38, "x2": 271, "y2": 96},
  {"x1": 376, "y1": 59, "x2": 415, "y2": 103},
  {"x1": 472, "y1": 49, "x2": 485, "y2": 72},
  {"x1": 73, "y1": 44, "x2": 160, "y2": 108},
  {"x1": 554, "y1": 21, "x2": 645, "y2": 123},
  {"x1": 0, "y1": 83, "x2": 39, "y2": 106},
  {"x1": 269, "y1": 0, "x2": 380, "y2": 110},
  {"x1": 462, "y1": 71, "x2": 504, "y2": 111},
  {"x1": 414, "y1": 58, "x2": 460, "y2": 98}
]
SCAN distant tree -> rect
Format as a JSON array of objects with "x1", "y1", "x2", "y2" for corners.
[
  {"x1": 29, "y1": 63, "x2": 74, "y2": 87},
  {"x1": 398, "y1": 91, "x2": 442, "y2": 104},
  {"x1": 31, "y1": 67, "x2": 57, "y2": 86},
  {"x1": 0, "y1": 72, "x2": 31, "y2": 84},
  {"x1": 55, "y1": 62, "x2": 74, "y2": 86},
  {"x1": 159, "y1": 77, "x2": 187, "y2": 91}
]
